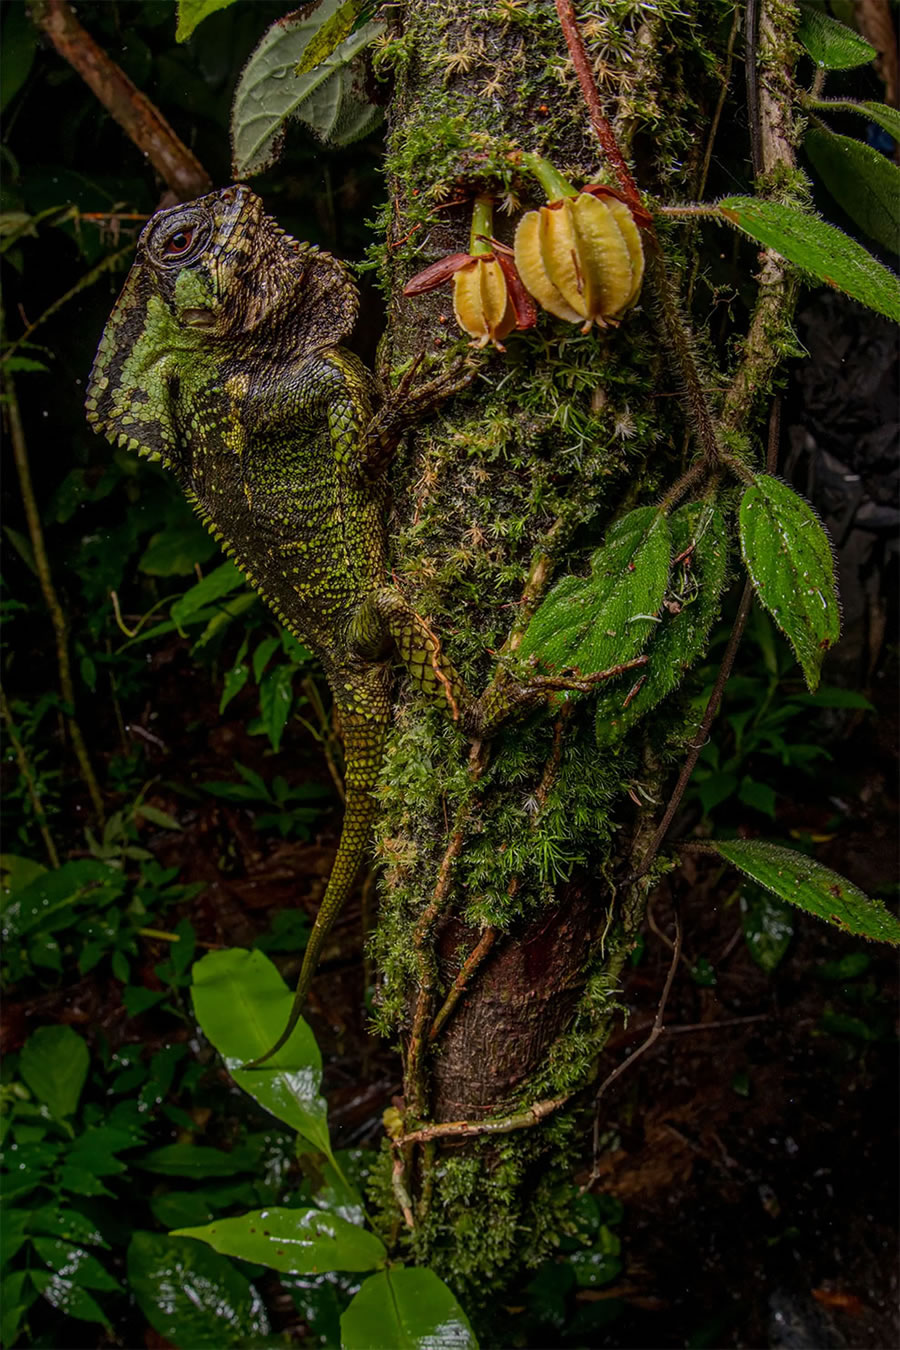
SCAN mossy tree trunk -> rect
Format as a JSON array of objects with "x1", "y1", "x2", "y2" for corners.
[{"x1": 370, "y1": 0, "x2": 798, "y2": 1305}]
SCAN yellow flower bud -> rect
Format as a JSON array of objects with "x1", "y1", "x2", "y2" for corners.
[
  {"x1": 452, "y1": 256, "x2": 517, "y2": 349},
  {"x1": 513, "y1": 192, "x2": 644, "y2": 331}
]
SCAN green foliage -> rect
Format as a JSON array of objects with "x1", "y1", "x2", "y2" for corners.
[
  {"x1": 174, "y1": 1205, "x2": 387, "y2": 1273},
  {"x1": 805, "y1": 98, "x2": 900, "y2": 143},
  {"x1": 595, "y1": 502, "x2": 728, "y2": 745},
  {"x1": 231, "y1": 0, "x2": 384, "y2": 177},
  {"x1": 200, "y1": 761, "x2": 329, "y2": 838},
  {"x1": 796, "y1": 3, "x2": 877, "y2": 70},
  {"x1": 518, "y1": 505, "x2": 670, "y2": 675},
  {"x1": 127, "y1": 1231, "x2": 271, "y2": 1346},
  {"x1": 740, "y1": 885, "x2": 794, "y2": 973},
  {"x1": 718, "y1": 197, "x2": 900, "y2": 321},
  {"x1": 804, "y1": 127, "x2": 900, "y2": 254},
  {"x1": 709, "y1": 839, "x2": 900, "y2": 944},
  {"x1": 341, "y1": 1268, "x2": 478, "y2": 1349},
  {"x1": 738, "y1": 475, "x2": 841, "y2": 693},
  {"x1": 175, "y1": 0, "x2": 241, "y2": 44}
]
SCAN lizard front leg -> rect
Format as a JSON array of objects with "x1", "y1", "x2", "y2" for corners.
[{"x1": 351, "y1": 586, "x2": 647, "y2": 738}]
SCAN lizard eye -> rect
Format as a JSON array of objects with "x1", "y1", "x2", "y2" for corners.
[{"x1": 163, "y1": 228, "x2": 194, "y2": 256}]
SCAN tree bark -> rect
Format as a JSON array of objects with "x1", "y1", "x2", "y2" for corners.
[{"x1": 373, "y1": 0, "x2": 799, "y2": 1305}]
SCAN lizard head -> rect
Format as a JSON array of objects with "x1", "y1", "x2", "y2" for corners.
[{"x1": 85, "y1": 185, "x2": 359, "y2": 466}]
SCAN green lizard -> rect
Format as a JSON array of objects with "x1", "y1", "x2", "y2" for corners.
[{"x1": 86, "y1": 185, "x2": 630, "y2": 1065}]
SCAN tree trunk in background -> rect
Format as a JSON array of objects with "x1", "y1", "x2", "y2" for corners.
[{"x1": 372, "y1": 0, "x2": 796, "y2": 1307}]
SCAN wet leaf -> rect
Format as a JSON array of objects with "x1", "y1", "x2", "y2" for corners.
[
  {"x1": 740, "y1": 886, "x2": 794, "y2": 972},
  {"x1": 29, "y1": 1268, "x2": 110, "y2": 1327},
  {"x1": 191, "y1": 948, "x2": 331, "y2": 1155},
  {"x1": 718, "y1": 197, "x2": 900, "y2": 321},
  {"x1": 19, "y1": 1026, "x2": 89, "y2": 1121},
  {"x1": 797, "y1": 4, "x2": 876, "y2": 69},
  {"x1": 595, "y1": 503, "x2": 728, "y2": 745},
  {"x1": 173, "y1": 1205, "x2": 385, "y2": 1274},
  {"x1": 805, "y1": 127, "x2": 900, "y2": 253},
  {"x1": 1, "y1": 859, "x2": 118, "y2": 941},
  {"x1": 231, "y1": 0, "x2": 384, "y2": 176},
  {"x1": 519, "y1": 506, "x2": 670, "y2": 676},
  {"x1": 739, "y1": 475, "x2": 840, "y2": 692},
  {"x1": 710, "y1": 840, "x2": 900, "y2": 944},
  {"x1": 341, "y1": 1267, "x2": 478, "y2": 1349},
  {"x1": 127, "y1": 1231, "x2": 270, "y2": 1348},
  {"x1": 32, "y1": 1238, "x2": 121, "y2": 1292}
]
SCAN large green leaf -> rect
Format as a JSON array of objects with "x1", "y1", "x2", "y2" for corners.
[
  {"x1": 173, "y1": 1206, "x2": 385, "y2": 1274},
  {"x1": 29, "y1": 1269, "x2": 110, "y2": 1327},
  {"x1": 341, "y1": 1268, "x2": 478, "y2": 1350},
  {"x1": 718, "y1": 197, "x2": 900, "y2": 322},
  {"x1": 127, "y1": 1232, "x2": 270, "y2": 1349},
  {"x1": 191, "y1": 948, "x2": 331, "y2": 1155},
  {"x1": 32, "y1": 1239, "x2": 121, "y2": 1292},
  {"x1": 710, "y1": 840, "x2": 900, "y2": 944},
  {"x1": 739, "y1": 475, "x2": 840, "y2": 691},
  {"x1": 805, "y1": 128, "x2": 900, "y2": 254},
  {"x1": 519, "y1": 506, "x2": 670, "y2": 676},
  {"x1": 595, "y1": 503, "x2": 728, "y2": 746},
  {"x1": 175, "y1": 0, "x2": 240, "y2": 42},
  {"x1": 19, "y1": 1026, "x2": 89, "y2": 1121},
  {"x1": 231, "y1": 0, "x2": 384, "y2": 177},
  {"x1": 797, "y1": 4, "x2": 877, "y2": 69},
  {"x1": 740, "y1": 886, "x2": 794, "y2": 973},
  {"x1": 139, "y1": 1143, "x2": 257, "y2": 1178}
]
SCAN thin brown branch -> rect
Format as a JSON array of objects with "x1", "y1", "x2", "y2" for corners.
[
  {"x1": 396, "y1": 1091, "x2": 572, "y2": 1148},
  {"x1": 0, "y1": 685, "x2": 60, "y2": 867},
  {"x1": 590, "y1": 900, "x2": 682, "y2": 1176},
  {"x1": 553, "y1": 0, "x2": 640, "y2": 205},
  {"x1": 3, "y1": 371, "x2": 105, "y2": 824},
  {"x1": 428, "y1": 927, "x2": 497, "y2": 1042},
  {"x1": 29, "y1": 0, "x2": 212, "y2": 201}
]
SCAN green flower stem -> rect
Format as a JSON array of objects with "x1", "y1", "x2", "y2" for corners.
[
  {"x1": 468, "y1": 195, "x2": 495, "y2": 255},
  {"x1": 520, "y1": 152, "x2": 578, "y2": 201}
]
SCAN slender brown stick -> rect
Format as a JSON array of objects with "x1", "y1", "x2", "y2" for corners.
[
  {"x1": 0, "y1": 685, "x2": 60, "y2": 867},
  {"x1": 396, "y1": 1091, "x2": 572, "y2": 1148},
  {"x1": 553, "y1": 0, "x2": 640, "y2": 205},
  {"x1": 29, "y1": 0, "x2": 212, "y2": 201},
  {"x1": 590, "y1": 899, "x2": 682, "y2": 1176},
  {"x1": 3, "y1": 372, "x2": 105, "y2": 824},
  {"x1": 428, "y1": 927, "x2": 497, "y2": 1042}
]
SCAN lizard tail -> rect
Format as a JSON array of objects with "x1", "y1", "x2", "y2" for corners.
[{"x1": 243, "y1": 710, "x2": 388, "y2": 1068}]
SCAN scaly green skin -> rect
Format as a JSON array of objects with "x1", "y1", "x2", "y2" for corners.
[{"x1": 86, "y1": 186, "x2": 629, "y2": 1062}]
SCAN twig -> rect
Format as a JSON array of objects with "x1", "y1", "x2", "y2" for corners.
[
  {"x1": 428, "y1": 927, "x2": 497, "y2": 1042},
  {"x1": 553, "y1": 0, "x2": 640, "y2": 206},
  {"x1": 395, "y1": 1091, "x2": 572, "y2": 1148},
  {"x1": 4, "y1": 243, "x2": 134, "y2": 361},
  {"x1": 391, "y1": 1153, "x2": 415, "y2": 1230},
  {"x1": 0, "y1": 685, "x2": 60, "y2": 867},
  {"x1": 3, "y1": 371, "x2": 105, "y2": 824},
  {"x1": 590, "y1": 899, "x2": 682, "y2": 1177},
  {"x1": 29, "y1": 0, "x2": 212, "y2": 201}
]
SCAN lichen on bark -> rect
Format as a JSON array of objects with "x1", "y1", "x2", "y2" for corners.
[{"x1": 368, "y1": 0, "x2": 795, "y2": 1307}]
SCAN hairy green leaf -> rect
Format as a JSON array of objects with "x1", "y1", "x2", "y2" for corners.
[
  {"x1": 175, "y1": 0, "x2": 240, "y2": 43},
  {"x1": 718, "y1": 196, "x2": 900, "y2": 321},
  {"x1": 710, "y1": 840, "x2": 900, "y2": 944},
  {"x1": 231, "y1": 0, "x2": 384, "y2": 176},
  {"x1": 805, "y1": 128, "x2": 900, "y2": 253},
  {"x1": 739, "y1": 475, "x2": 840, "y2": 691},
  {"x1": 20, "y1": 1026, "x2": 89, "y2": 1121},
  {"x1": 806, "y1": 98, "x2": 900, "y2": 144},
  {"x1": 595, "y1": 503, "x2": 728, "y2": 745},
  {"x1": 127, "y1": 1232, "x2": 269, "y2": 1349},
  {"x1": 797, "y1": 4, "x2": 877, "y2": 69},
  {"x1": 519, "y1": 506, "x2": 670, "y2": 676},
  {"x1": 191, "y1": 948, "x2": 330, "y2": 1155},
  {"x1": 173, "y1": 1206, "x2": 385, "y2": 1274},
  {"x1": 341, "y1": 1268, "x2": 479, "y2": 1350}
]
